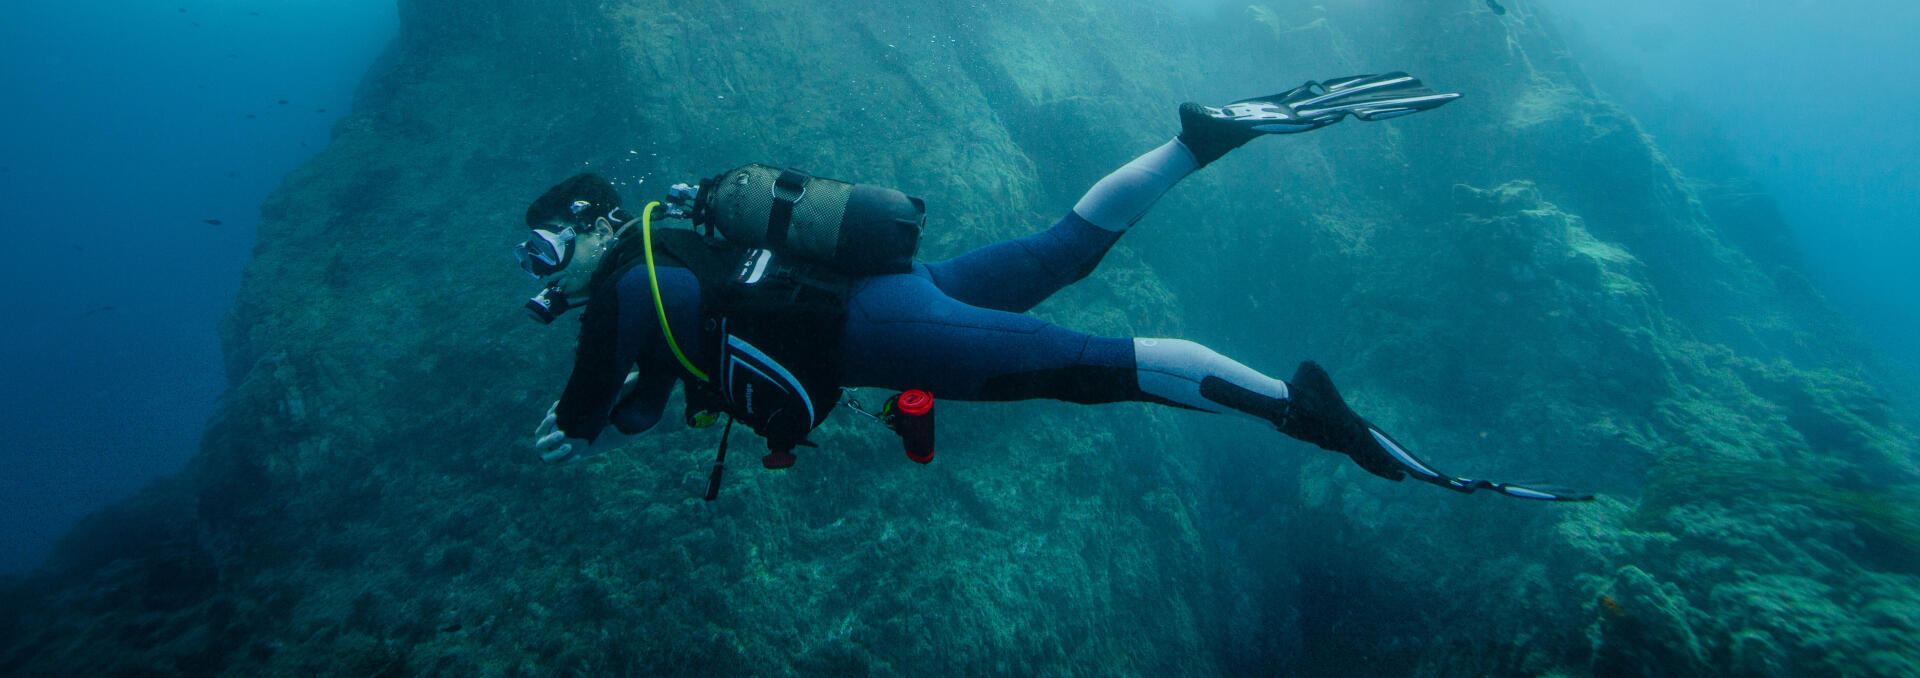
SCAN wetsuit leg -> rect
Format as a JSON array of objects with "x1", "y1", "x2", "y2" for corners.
[
  {"x1": 849, "y1": 139, "x2": 1293, "y2": 417},
  {"x1": 842, "y1": 272, "x2": 1146, "y2": 402},
  {"x1": 843, "y1": 272, "x2": 1288, "y2": 425},
  {"x1": 921, "y1": 139, "x2": 1199, "y2": 313}
]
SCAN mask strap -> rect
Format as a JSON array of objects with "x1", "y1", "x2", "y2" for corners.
[{"x1": 598, "y1": 208, "x2": 638, "y2": 242}]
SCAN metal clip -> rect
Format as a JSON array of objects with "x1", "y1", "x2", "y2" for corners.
[{"x1": 840, "y1": 388, "x2": 883, "y2": 422}]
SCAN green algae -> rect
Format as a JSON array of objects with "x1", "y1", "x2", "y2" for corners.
[{"x1": 1636, "y1": 455, "x2": 1920, "y2": 568}]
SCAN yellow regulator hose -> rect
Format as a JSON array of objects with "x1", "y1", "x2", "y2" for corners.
[{"x1": 642, "y1": 201, "x2": 708, "y2": 382}]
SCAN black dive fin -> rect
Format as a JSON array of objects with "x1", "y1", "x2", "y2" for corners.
[
  {"x1": 1278, "y1": 361, "x2": 1592, "y2": 502},
  {"x1": 1362, "y1": 423, "x2": 1594, "y2": 502},
  {"x1": 1200, "y1": 71, "x2": 1461, "y2": 134},
  {"x1": 1177, "y1": 71, "x2": 1461, "y2": 165}
]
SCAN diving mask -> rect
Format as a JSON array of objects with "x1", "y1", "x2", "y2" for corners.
[
  {"x1": 516, "y1": 203, "x2": 634, "y2": 324},
  {"x1": 515, "y1": 201, "x2": 608, "y2": 277},
  {"x1": 515, "y1": 225, "x2": 577, "y2": 278}
]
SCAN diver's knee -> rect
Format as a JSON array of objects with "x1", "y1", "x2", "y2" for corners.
[{"x1": 1134, "y1": 337, "x2": 1215, "y2": 366}]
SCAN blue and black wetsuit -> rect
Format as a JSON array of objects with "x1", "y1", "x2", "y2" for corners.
[
  {"x1": 555, "y1": 138, "x2": 1290, "y2": 442},
  {"x1": 535, "y1": 77, "x2": 1598, "y2": 503}
]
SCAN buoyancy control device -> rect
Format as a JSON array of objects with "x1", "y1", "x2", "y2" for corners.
[
  {"x1": 642, "y1": 170, "x2": 940, "y2": 498},
  {"x1": 625, "y1": 205, "x2": 847, "y2": 463}
]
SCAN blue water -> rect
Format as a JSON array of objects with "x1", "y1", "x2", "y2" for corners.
[
  {"x1": 0, "y1": 0, "x2": 395, "y2": 575},
  {"x1": 1540, "y1": 0, "x2": 1920, "y2": 383}
]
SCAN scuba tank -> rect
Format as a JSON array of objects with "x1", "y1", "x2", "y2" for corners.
[{"x1": 682, "y1": 164, "x2": 926, "y2": 275}]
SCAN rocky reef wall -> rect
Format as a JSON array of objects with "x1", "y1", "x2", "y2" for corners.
[{"x1": 3, "y1": 1, "x2": 1915, "y2": 676}]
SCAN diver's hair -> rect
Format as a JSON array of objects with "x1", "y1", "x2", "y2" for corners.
[{"x1": 525, "y1": 173, "x2": 623, "y2": 228}]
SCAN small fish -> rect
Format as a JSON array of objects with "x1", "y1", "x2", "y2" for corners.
[
  {"x1": 316, "y1": 108, "x2": 327, "y2": 113},
  {"x1": 1486, "y1": 0, "x2": 1507, "y2": 15},
  {"x1": 83, "y1": 306, "x2": 115, "y2": 317},
  {"x1": 277, "y1": 99, "x2": 288, "y2": 105},
  {"x1": 203, "y1": 219, "x2": 224, "y2": 226},
  {"x1": 227, "y1": 171, "x2": 236, "y2": 178},
  {"x1": 1599, "y1": 595, "x2": 1627, "y2": 619}
]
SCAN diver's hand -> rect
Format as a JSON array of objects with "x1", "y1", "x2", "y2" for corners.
[{"x1": 534, "y1": 402, "x2": 594, "y2": 463}]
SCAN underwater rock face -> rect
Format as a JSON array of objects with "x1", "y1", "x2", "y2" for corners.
[{"x1": 4, "y1": 0, "x2": 1916, "y2": 676}]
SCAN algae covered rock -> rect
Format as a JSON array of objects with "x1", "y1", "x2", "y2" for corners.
[{"x1": 1592, "y1": 565, "x2": 1713, "y2": 676}]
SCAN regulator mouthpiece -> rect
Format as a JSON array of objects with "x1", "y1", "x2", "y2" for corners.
[{"x1": 525, "y1": 283, "x2": 571, "y2": 324}]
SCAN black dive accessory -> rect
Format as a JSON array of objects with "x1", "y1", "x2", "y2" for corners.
[
  {"x1": 679, "y1": 164, "x2": 925, "y2": 275},
  {"x1": 1360, "y1": 422, "x2": 1592, "y2": 502},
  {"x1": 635, "y1": 201, "x2": 849, "y2": 496},
  {"x1": 1200, "y1": 72, "x2": 1462, "y2": 135},
  {"x1": 1204, "y1": 363, "x2": 1591, "y2": 503},
  {"x1": 515, "y1": 222, "x2": 582, "y2": 324},
  {"x1": 702, "y1": 416, "x2": 735, "y2": 502},
  {"x1": 518, "y1": 204, "x2": 642, "y2": 325},
  {"x1": 524, "y1": 283, "x2": 572, "y2": 324},
  {"x1": 517, "y1": 200, "x2": 637, "y2": 279},
  {"x1": 882, "y1": 390, "x2": 936, "y2": 463}
]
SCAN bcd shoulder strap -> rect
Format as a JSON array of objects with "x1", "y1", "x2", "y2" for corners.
[{"x1": 766, "y1": 168, "x2": 809, "y2": 250}]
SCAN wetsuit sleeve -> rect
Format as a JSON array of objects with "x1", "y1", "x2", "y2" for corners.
[
  {"x1": 553, "y1": 279, "x2": 637, "y2": 443},
  {"x1": 608, "y1": 366, "x2": 677, "y2": 434},
  {"x1": 554, "y1": 266, "x2": 701, "y2": 441}
]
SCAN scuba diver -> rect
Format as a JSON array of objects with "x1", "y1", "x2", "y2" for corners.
[{"x1": 516, "y1": 72, "x2": 1590, "y2": 502}]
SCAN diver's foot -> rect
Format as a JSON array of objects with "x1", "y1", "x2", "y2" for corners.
[
  {"x1": 1177, "y1": 72, "x2": 1462, "y2": 166},
  {"x1": 1274, "y1": 361, "x2": 1409, "y2": 481},
  {"x1": 1177, "y1": 102, "x2": 1265, "y2": 167},
  {"x1": 1199, "y1": 360, "x2": 1593, "y2": 500},
  {"x1": 1194, "y1": 360, "x2": 1408, "y2": 480}
]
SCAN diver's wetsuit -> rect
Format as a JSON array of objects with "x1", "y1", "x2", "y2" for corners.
[{"x1": 556, "y1": 138, "x2": 1290, "y2": 442}]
